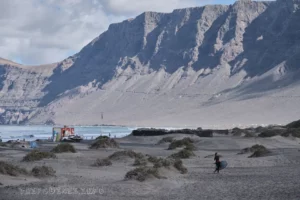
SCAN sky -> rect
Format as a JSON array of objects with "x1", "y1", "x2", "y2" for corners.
[{"x1": 0, "y1": 0, "x2": 257, "y2": 65}]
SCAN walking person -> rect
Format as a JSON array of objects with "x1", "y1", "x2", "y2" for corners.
[{"x1": 214, "y1": 152, "x2": 221, "y2": 173}]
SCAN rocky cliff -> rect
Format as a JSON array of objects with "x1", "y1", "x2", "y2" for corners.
[{"x1": 1, "y1": 0, "x2": 300, "y2": 127}]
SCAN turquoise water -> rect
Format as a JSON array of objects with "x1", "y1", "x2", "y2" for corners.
[{"x1": 0, "y1": 126, "x2": 134, "y2": 142}]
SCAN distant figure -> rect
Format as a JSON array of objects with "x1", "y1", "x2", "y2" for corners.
[
  {"x1": 109, "y1": 133, "x2": 111, "y2": 138},
  {"x1": 30, "y1": 141, "x2": 38, "y2": 149},
  {"x1": 62, "y1": 129, "x2": 66, "y2": 137},
  {"x1": 214, "y1": 152, "x2": 221, "y2": 174}
]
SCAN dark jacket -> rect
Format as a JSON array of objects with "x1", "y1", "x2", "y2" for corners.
[{"x1": 214, "y1": 155, "x2": 220, "y2": 163}]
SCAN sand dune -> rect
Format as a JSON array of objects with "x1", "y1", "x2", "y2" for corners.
[{"x1": 0, "y1": 134, "x2": 299, "y2": 200}]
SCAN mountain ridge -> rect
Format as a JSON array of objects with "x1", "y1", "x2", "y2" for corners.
[{"x1": 0, "y1": 0, "x2": 300, "y2": 127}]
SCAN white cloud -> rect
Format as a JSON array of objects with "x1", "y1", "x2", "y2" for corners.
[
  {"x1": 101, "y1": 0, "x2": 206, "y2": 15},
  {"x1": 0, "y1": 0, "x2": 118, "y2": 65},
  {"x1": 0, "y1": 0, "x2": 228, "y2": 65}
]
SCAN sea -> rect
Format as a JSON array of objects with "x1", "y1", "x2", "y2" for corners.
[{"x1": 0, "y1": 125, "x2": 136, "y2": 142}]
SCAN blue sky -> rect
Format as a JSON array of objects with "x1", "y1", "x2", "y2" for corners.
[{"x1": 0, "y1": 0, "x2": 267, "y2": 65}]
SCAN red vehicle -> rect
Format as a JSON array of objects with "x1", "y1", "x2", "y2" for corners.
[{"x1": 52, "y1": 126, "x2": 82, "y2": 142}]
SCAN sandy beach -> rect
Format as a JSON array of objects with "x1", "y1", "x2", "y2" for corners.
[{"x1": 1, "y1": 134, "x2": 300, "y2": 200}]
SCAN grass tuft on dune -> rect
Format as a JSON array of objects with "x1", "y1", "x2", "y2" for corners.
[
  {"x1": 125, "y1": 166, "x2": 162, "y2": 182},
  {"x1": 170, "y1": 149, "x2": 195, "y2": 159},
  {"x1": 31, "y1": 166, "x2": 56, "y2": 177},
  {"x1": 0, "y1": 161, "x2": 28, "y2": 176},
  {"x1": 90, "y1": 137, "x2": 119, "y2": 149},
  {"x1": 92, "y1": 158, "x2": 112, "y2": 167},
  {"x1": 108, "y1": 150, "x2": 143, "y2": 160},
  {"x1": 168, "y1": 138, "x2": 196, "y2": 150},
  {"x1": 23, "y1": 150, "x2": 56, "y2": 162},
  {"x1": 0, "y1": 142, "x2": 7, "y2": 147},
  {"x1": 156, "y1": 137, "x2": 174, "y2": 145},
  {"x1": 173, "y1": 159, "x2": 188, "y2": 174},
  {"x1": 133, "y1": 157, "x2": 148, "y2": 166},
  {"x1": 51, "y1": 143, "x2": 76, "y2": 153},
  {"x1": 258, "y1": 129, "x2": 285, "y2": 137},
  {"x1": 240, "y1": 145, "x2": 271, "y2": 158}
]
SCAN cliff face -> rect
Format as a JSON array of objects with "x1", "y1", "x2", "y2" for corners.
[{"x1": 1, "y1": 0, "x2": 300, "y2": 127}]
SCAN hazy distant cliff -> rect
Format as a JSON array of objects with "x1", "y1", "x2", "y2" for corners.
[{"x1": 1, "y1": 0, "x2": 300, "y2": 127}]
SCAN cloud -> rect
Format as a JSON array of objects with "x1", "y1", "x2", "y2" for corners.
[
  {"x1": 0, "y1": 0, "x2": 237, "y2": 65},
  {"x1": 101, "y1": 0, "x2": 207, "y2": 15},
  {"x1": 0, "y1": 0, "x2": 119, "y2": 65}
]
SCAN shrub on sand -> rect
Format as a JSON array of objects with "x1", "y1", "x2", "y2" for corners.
[
  {"x1": 31, "y1": 166, "x2": 56, "y2": 177},
  {"x1": 255, "y1": 126, "x2": 266, "y2": 133},
  {"x1": 258, "y1": 129, "x2": 285, "y2": 137},
  {"x1": 23, "y1": 150, "x2": 56, "y2": 162},
  {"x1": 108, "y1": 150, "x2": 143, "y2": 160},
  {"x1": 184, "y1": 142, "x2": 196, "y2": 151},
  {"x1": 0, "y1": 142, "x2": 7, "y2": 147},
  {"x1": 251, "y1": 144, "x2": 268, "y2": 151},
  {"x1": 149, "y1": 157, "x2": 188, "y2": 174},
  {"x1": 95, "y1": 136, "x2": 109, "y2": 140},
  {"x1": 292, "y1": 129, "x2": 300, "y2": 138},
  {"x1": 157, "y1": 137, "x2": 174, "y2": 145},
  {"x1": 147, "y1": 155, "x2": 173, "y2": 168},
  {"x1": 125, "y1": 167, "x2": 161, "y2": 182},
  {"x1": 249, "y1": 149, "x2": 270, "y2": 158},
  {"x1": 92, "y1": 158, "x2": 112, "y2": 167},
  {"x1": 173, "y1": 159, "x2": 188, "y2": 174},
  {"x1": 281, "y1": 128, "x2": 300, "y2": 138},
  {"x1": 168, "y1": 138, "x2": 195, "y2": 150},
  {"x1": 244, "y1": 132, "x2": 256, "y2": 137},
  {"x1": 147, "y1": 156, "x2": 172, "y2": 168},
  {"x1": 125, "y1": 155, "x2": 188, "y2": 181},
  {"x1": 153, "y1": 158, "x2": 172, "y2": 169},
  {"x1": 170, "y1": 149, "x2": 195, "y2": 159},
  {"x1": 240, "y1": 144, "x2": 268, "y2": 154},
  {"x1": 147, "y1": 155, "x2": 160, "y2": 164},
  {"x1": 290, "y1": 129, "x2": 300, "y2": 138},
  {"x1": 231, "y1": 128, "x2": 244, "y2": 136},
  {"x1": 90, "y1": 138, "x2": 119, "y2": 149},
  {"x1": 181, "y1": 137, "x2": 194, "y2": 143},
  {"x1": 286, "y1": 119, "x2": 300, "y2": 129},
  {"x1": 133, "y1": 157, "x2": 148, "y2": 166},
  {"x1": 51, "y1": 143, "x2": 76, "y2": 153},
  {"x1": 0, "y1": 161, "x2": 28, "y2": 176},
  {"x1": 242, "y1": 145, "x2": 271, "y2": 158}
]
